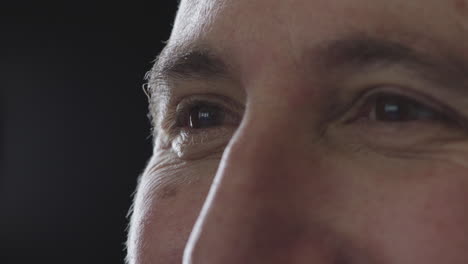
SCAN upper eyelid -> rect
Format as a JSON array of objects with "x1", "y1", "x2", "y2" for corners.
[
  {"x1": 175, "y1": 97, "x2": 222, "y2": 113},
  {"x1": 359, "y1": 86, "x2": 451, "y2": 113},
  {"x1": 173, "y1": 94, "x2": 245, "y2": 115},
  {"x1": 365, "y1": 90, "x2": 441, "y2": 109}
]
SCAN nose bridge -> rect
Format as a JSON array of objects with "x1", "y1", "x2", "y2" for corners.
[
  {"x1": 185, "y1": 107, "x2": 322, "y2": 263},
  {"x1": 219, "y1": 103, "x2": 305, "y2": 205}
]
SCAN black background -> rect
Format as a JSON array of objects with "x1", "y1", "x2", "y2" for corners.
[{"x1": 2, "y1": 1, "x2": 178, "y2": 263}]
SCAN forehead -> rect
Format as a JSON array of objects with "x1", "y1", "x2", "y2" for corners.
[
  {"x1": 165, "y1": 0, "x2": 468, "y2": 80},
  {"x1": 171, "y1": 0, "x2": 467, "y2": 41}
]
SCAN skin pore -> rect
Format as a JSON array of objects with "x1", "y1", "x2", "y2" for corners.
[{"x1": 127, "y1": 0, "x2": 468, "y2": 263}]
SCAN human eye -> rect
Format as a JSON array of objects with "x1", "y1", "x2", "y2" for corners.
[
  {"x1": 358, "y1": 92, "x2": 452, "y2": 124},
  {"x1": 336, "y1": 87, "x2": 468, "y2": 152},
  {"x1": 162, "y1": 94, "x2": 242, "y2": 159},
  {"x1": 175, "y1": 95, "x2": 241, "y2": 130},
  {"x1": 177, "y1": 100, "x2": 231, "y2": 130}
]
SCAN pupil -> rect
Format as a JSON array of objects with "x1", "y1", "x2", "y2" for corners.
[
  {"x1": 375, "y1": 96, "x2": 410, "y2": 122},
  {"x1": 189, "y1": 105, "x2": 224, "y2": 129}
]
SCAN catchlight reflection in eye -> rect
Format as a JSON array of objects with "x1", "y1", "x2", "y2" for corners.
[{"x1": 189, "y1": 104, "x2": 225, "y2": 129}]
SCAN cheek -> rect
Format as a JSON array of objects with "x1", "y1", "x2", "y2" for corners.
[
  {"x1": 368, "y1": 166, "x2": 468, "y2": 264},
  {"x1": 128, "y1": 162, "x2": 216, "y2": 264},
  {"x1": 316, "y1": 154, "x2": 468, "y2": 263}
]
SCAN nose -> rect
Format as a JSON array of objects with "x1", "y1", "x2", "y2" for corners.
[{"x1": 183, "y1": 105, "x2": 336, "y2": 263}]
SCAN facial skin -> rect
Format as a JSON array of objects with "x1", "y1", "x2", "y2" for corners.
[{"x1": 127, "y1": 0, "x2": 468, "y2": 263}]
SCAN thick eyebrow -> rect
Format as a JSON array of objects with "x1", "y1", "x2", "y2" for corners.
[
  {"x1": 316, "y1": 35, "x2": 468, "y2": 88},
  {"x1": 149, "y1": 47, "x2": 229, "y2": 84},
  {"x1": 320, "y1": 36, "x2": 417, "y2": 68}
]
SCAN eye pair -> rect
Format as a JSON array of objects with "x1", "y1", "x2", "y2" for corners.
[{"x1": 179, "y1": 93, "x2": 448, "y2": 130}]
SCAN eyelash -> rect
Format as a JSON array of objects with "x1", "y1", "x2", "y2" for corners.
[{"x1": 349, "y1": 88, "x2": 464, "y2": 127}]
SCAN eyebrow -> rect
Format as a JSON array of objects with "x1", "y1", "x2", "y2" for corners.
[
  {"x1": 149, "y1": 34, "x2": 468, "y2": 96},
  {"x1": 320, "y1": 36, "x2": 416, "y2": 67},
  {"x1": 150, "y1": 47, "x2": 229, "y2": 84},
  {"x1": 318, "y1": 35, "x2": 468, "y2": 86}
]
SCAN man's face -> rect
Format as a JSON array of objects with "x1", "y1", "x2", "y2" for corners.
[{"x1": 127, "y1": 0, "x2": 468, "y2": 263}]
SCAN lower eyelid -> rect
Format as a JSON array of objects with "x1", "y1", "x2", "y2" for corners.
[{"x1": 171, "y1": 126, "x2": 235, "y2": 159}]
